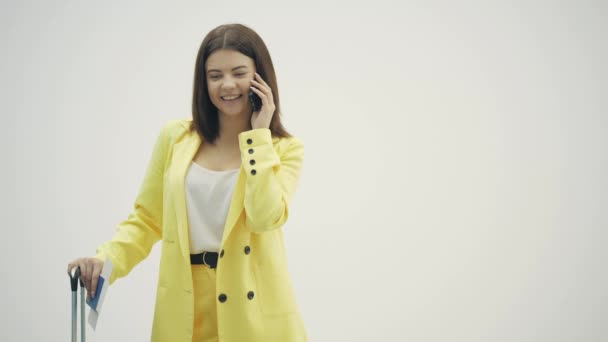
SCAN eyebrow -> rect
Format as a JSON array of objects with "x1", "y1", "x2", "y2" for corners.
[{"x1": 206, "y1": 65, "x2": 248, "y2": 73}]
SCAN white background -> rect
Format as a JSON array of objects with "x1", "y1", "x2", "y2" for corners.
[{"x1": 2, "y1": 0, "x2": 607, "y2": 341}]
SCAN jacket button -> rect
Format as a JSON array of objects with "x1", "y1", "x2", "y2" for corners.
[
  {"x1": 247, "y1": 138, "x2": 253, "y2": 144},
  {"x1": 244, "y1": 246, "x2": 251, "y2": 254},
  {"x1": 251, "y1": 169, "x2": 257, "y2": 175},
  {"x1": 220, "y1": 249, "x2": 224, "y2": 258},
  {"x1": 218, "y1": 294, "x2": 227, "y2": 303},
  {"x1": 249, "y1": 159, "x2": 256, "y2": 165},
  {"x1": 248, "y1": 148, "x2": 254, "y2": 154},
  {"x1": 247, "y1": 291, "x2": 255, "y2": 300}
]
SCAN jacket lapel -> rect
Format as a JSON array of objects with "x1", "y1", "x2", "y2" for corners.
[
  {"x1": 170, "y1": 132, "x2": 200, "y2": 265},
  {"x1": 169, "y1": 121, "x2": 282, "y2": 264},
  {"x1": 221, "y1": 168, "x2": 245, "y2": 243},
  {"x1": 170, "y1": 126, "x2": 246, "y2": 264}
]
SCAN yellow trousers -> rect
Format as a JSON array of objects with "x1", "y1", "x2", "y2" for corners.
[{"x1": 191, "y1": 264, "x2": 218, "y2": 342}]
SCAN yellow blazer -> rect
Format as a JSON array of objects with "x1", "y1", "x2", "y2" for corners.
[{"x1": 94, "y1": 119, "x2": 307, "y2": 341}]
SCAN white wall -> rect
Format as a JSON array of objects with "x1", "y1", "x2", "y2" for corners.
[{"x1": 1, "y1": 0, "x2": 606, "y2": 341}]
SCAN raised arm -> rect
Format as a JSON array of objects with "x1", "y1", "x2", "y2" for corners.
[{"x1": 238, "y1": 128, "x2": 304, "y2": 233}]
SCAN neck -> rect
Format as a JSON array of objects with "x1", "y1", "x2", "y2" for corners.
[{"x1": 214, "y1": 111, "x2": 252, "y2": 149}]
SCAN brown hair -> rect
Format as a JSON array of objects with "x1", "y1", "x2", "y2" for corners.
[{"x1": 190, "y1": 23, "x2": 291, "y2": 143}]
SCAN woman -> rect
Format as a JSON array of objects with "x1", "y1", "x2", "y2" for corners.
[{"x1": 67, "y1": 23, "x2": 308, "y2": 342}]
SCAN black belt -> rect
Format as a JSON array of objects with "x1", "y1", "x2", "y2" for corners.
[{"x1": 190, "y1": 251, "x2": 218, "y2": 268}]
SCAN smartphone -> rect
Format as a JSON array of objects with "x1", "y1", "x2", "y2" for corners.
[{"x1": 249, "y1": 90, "x2": 262, "y2": 112}]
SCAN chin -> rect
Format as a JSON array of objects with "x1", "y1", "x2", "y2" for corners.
[{"x1": 219, "y1": 108, "x2": 249, "y2": 117}]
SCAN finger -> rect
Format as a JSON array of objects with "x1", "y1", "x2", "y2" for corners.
[
  {"x1": 249, "y1": 86, "x2": 267, "y2": 101},
  {"x1": 84, "y1": 260, "x2": 93, "y2": 297},
  {"x1": 90, "y1": 263, "x2": 102, "y2": 298},
  {"x1": 68, "y1": 258, "x2": 82, "y2": 273},
  {"x1": 254, "y1": 73, "x2": 269, "y2": 88},
  {"x1": 250, "y1": 79, "x2": 272, "y2": 97},
  {"x1": 249, "y1": 86, "x2": 273, "y2": 110},
  {"x1": 251, "y1": 77, "x2": 274, "y2": 105},
  {"x1": 85, "y1": 259, "x2": 96, "y2": 296},
  {"x1": 78, "y1": 261, "x2": 89, "y2": 292},
  {"x1": 250, "y1": 80, "x2": 268, "y2": 96}
]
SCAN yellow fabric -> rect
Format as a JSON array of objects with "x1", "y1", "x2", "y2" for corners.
[
  {"x1": 94, "y1": 119, "x2": 308, "y2": 341},
  {"x1": 192, "y1": 265, "x2": 218, "y2": 342}
]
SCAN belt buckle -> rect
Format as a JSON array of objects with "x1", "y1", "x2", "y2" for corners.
[{"x1": 201, "y1": 251, "x2": 208, "y2": 266}]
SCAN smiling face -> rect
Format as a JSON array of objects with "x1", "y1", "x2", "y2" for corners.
[{"x1": 205, "y1": 49, "x2": 256, "y2": 117}]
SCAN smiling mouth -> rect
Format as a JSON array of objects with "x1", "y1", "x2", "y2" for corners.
[{"x1": 221, "y1": 95, "x2": 242, "y2": 101}]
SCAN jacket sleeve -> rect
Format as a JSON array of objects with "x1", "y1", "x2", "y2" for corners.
[
  {"x1": 94, "y1": 122, "x2": 172, "y2": 284},
  {"x1": 238, "y1": 128, "x2": 304, "y2": 233}
]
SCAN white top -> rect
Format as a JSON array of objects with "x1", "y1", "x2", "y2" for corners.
[{"x1": 185, "y1": 161, "x2": 240, "y2": 254}]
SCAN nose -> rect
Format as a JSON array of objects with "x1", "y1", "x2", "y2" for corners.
[{"x1": 220, "y1": 76, "x2": 238, "y2": 90}]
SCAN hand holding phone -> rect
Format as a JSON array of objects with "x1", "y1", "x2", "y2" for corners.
[
  {"x1": 249, "y1": 90, "x2": 262, "y2": 112},
  {"x1": 249, "y1": 72, "x2": 275, "y2": 130}
]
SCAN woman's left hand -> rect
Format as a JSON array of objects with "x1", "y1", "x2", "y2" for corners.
[{"x1": 250, "y1": 72, "x2": 275, "y2": 130}]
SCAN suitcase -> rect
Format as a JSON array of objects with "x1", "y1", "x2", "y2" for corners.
[{"x1": 69, "y1": 267, "x2": 86, "y2": 342}]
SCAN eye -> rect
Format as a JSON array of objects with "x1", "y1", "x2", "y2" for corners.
[
  {"x1": 235, "y1": 73, "x2": 246, "y2": 77},
  {"x1": 209, "y1": 75, "x2": 220, "y2": 79}
]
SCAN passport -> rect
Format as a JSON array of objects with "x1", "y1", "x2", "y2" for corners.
[
  {"x1": 86, "y1": 257, "x2": 113, "y2": 330},
  {"x1": 85, "y1": 276, "x2": 105, "y2": 310}
]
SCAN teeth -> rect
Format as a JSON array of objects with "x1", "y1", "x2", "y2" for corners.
[{"x1": 222, "y1": 95, "x2": 241, "y2": 100}]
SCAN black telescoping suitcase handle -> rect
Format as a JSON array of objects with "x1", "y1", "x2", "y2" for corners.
[{"x1": 68, "y1": 267, "x2": 86, "y2": 342}]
